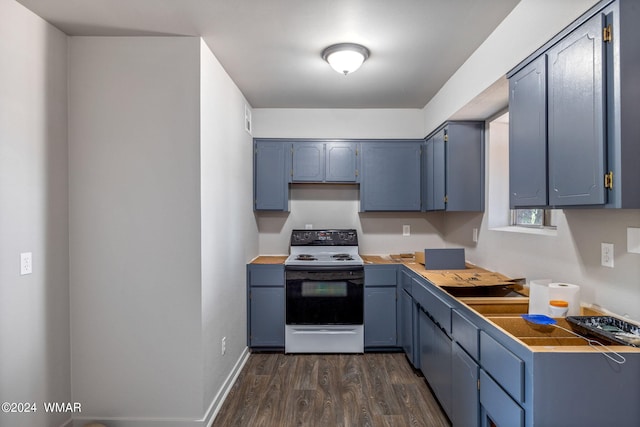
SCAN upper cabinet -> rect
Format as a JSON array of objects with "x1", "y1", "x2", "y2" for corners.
[
  {"x1": 509, "y1": 56, "x2": 547, "y2": 207},
  {"x1": 292, "y1": 141, "x2": 324, "y2": 182},
  {"x1": 508, "y1": 0, "x2": 640, "y2": 209},
  {"x1": 254, "y1": 139, "x2": 290, "y2": 211},
  {"x1": 547, "y1": 13, "x2": 606, "y2": 206},
  {"x1": 325, "y1": 141, "x2": 359, "y2": 182},
  {"x1": 360, "y1": 140, "x2": 422, "y2": 212},
  {"x1": 292, "y1": 140, "x2": 359, "y2": 183},
  {"x1": 424, "y1": 122, "x2": 485, "y2": 212}
]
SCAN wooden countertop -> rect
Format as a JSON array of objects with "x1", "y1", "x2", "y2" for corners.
[{"x1": 250, "y1": 256, "x2": 287, "y2": 264}]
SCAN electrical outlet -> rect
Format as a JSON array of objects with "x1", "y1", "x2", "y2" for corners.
[
  {"x1": 221, "y1": 337, "x2": 226, "y2": 355},
  {"x1": 403, "y1": 225, "x2": 410, "y2": 236},
  {"x1": 305, "y1": 224, "x2": 313, "y2": 230},
  {"x1": 601, "y1": 243, "x2": 614, "y2": 268},
  {"x1": 20, "y1": 252, "x2": 32, "y2": 275}
]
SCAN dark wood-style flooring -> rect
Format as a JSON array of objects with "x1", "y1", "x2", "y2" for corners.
[{"x1": 212, "y1": 352, "x2": 450, "y2": 427}]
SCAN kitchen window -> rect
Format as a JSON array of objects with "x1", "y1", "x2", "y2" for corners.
[{"x1": 511, "y1": 208, "x2": 554, "y2": 228}]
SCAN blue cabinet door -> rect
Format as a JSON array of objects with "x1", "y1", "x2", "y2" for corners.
[
  {"x1": 509, "y1": 55, "x2": 548, "y2": 207},
  {"x1": 419, "y1": 308, "x2": 452, "y2": 418},
  {"x1": 254, "y1": 140, "x2": 290, "y2": 211},
  {"x1": 547, "y1": 13, "x2": 606, "y2": 206},
  {"x1": 398, "y1": 288, "x2": 415, "y2": 364},
  {"x1": 433, "y1": 132, "x2": 446, "y2": 211},
  {"x1": 247, "y1": 264, "x2": 285, "y2": 348},
  {"x1": 446, "y1": 122, "x2": 485, "y2": 211},
  {"x1": 360, "y1": 141, "x2": 422, "y2": 211},
  {"x1": 325, "y1": 141, "x2": 359, "y2": 182},
  {"x1": 364, "y1": 287, "x2": 397, "y2": 347},
  {"x1": 424, "y1": 131, "x2": 446, "y2": 211},
  {"x1": 292, "y1": 141, "x2": 324, "y2": 182},
  {"x1": 249, "y1": 287, "x2": 285, "y2": 347},
  {"x1": 452, "y1": 343, "x2": 480, "y2": 427}
]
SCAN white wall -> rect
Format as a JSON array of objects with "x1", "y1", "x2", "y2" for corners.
[
  {"x1": 422, "y1": 0, "x2": 600, "y2": 134},
  {"x1": 199, "y1": 39, "x2": 257, "y2": 419},
  {"x1": 443, "y1": 118, "x2": 640, "y2": 321},
  {"x1": 0, "y1": 1, "x2": 71, "y2": 427},
  {"x1": 431, "y1": 0, "x2": 640, "y2": 321},
  {"x1": 253, "y1": 108, "x2": 446, "y2": 255},
  {"x1": 68, "y1": 37, "x2": 204, "y2": 424}
]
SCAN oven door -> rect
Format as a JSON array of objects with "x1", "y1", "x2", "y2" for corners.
[{"x1": 285, "y1": 266, "x2": 364, "y2": 325}]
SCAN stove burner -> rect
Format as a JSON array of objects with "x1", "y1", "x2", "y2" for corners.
[
  {"x1": 332, "y1": 253, "x2": 354, "y2": 261},
  {"x1": 296, "y1": 254, "x2": 317, "y2": 261}
]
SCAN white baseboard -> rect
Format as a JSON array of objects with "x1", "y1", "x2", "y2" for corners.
[
  {"x1": 71, "y1": 347, "x2": 250, "y2": 427},
  {"x1": 202, "y1": 346, "x2": 250, "y2": 427}
]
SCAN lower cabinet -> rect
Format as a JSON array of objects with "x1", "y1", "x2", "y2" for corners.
[
  {"x1": 451, "y1": 343, "x2": 480, "y2": 427},
  {"x1": 364, "y1": 287, "x2": 397, "y2": 347},
  {"x1": 364, "y1": 265, "x2": 397, "y2": 349},
  {"x1": 247, "y1": 264, "x2": 285, "y2": 349},
  {"x1": 249, "y1": 287, "x2": 285, "y2": 347},
  {"x1": 398, "y1": 287, "x2": 418, "y2": 367},
  {"x1": 480, "y1": 369, "x2": 524, "y2": 427},
  {"x1": 418, "y1": 307, "x2": 452, "y2": 418}
]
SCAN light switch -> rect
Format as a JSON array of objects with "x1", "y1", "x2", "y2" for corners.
[
  {"x1": 403, "y1": 225, "x2": 410, "y2": 236},
  {"x1": 628, "y1": 227, "x2": 640, "y2": 254}
]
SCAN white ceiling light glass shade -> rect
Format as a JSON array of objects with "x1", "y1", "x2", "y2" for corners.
[{"x1": 322, "y1": 43, "x2": 370, "y2": 75}]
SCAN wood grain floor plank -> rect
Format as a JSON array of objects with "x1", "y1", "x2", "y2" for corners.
[{"x1": 211, "y1": 353, "x2": 450, "y2": 427}]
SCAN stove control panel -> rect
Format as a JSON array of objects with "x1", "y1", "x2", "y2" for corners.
[{"x1": 290, "y1": 229, "x2": 358, "y2": 246}]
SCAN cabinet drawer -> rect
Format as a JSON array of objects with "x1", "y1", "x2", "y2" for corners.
[
  {"x1": 248, "y1": 265, "x2": 285, "y2": 287},
  {"x1": 480, "y1": 331, "x2": 524, "y2": 403},
  {"x1": 452, "y1": 310, "x2": 479, "y2": 360},
  {"x1": 365, "y1": 265, "x2": 397, "y2": 287},
  {"x1": 480, "y1": 369, "x2": 524, "y2": 427},
  {"x1": 413, "y1": 280, "x2": 452, "y2": 333}
]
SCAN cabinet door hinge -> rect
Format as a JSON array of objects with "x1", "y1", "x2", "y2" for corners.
[
  {"x1": 444, "y1": 195, "x2": 448, "y2": 204},
  {"x1": 444, "y1": 134, "x2": 449, "y2": 142},
  {"x1": 604, "y1": 171, "x2": 614, "y2": 190},
  {"x1": 603, "y1": 24, "x2": 612, "y2": 43},
  {"x1": 355, "y1": 169, "x2": 359, "y2": 177},
  {"x1": 477, "y1": 378, "x2": 480, "y2": 390}
]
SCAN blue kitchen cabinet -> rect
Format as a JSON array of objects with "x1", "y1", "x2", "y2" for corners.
[
  {"x1": 480, "y1": 369, "x2": 524, "y2": 427},
  {"x1": 397, "y1": 270, "x2": 420, "y2": 368},
  {"x1": 508, "y1": 55, "x2": 548, "y2": 208},
  {"x1": 292, "y1": 141, "x2": 324, "y2": 182},
  {"x1": 423, "y1": 131, "x2": 445, "y2": 211},
  {"x1": 547, "y1": 12, "x2": 606, "y2": 207},
  {"x1": 418, "y1": 306, "x2": 452, "y2": 419},
  {"x1": 364, "y1": 265, "x2": 397, "y2": 348},
  {"x1": 247, "y1": 264, "x2": 285, "y2": 349},
  {"x1": 423, "y1": 122, "x2": 484, "y2": 212},
  {"x1": 360, "y1": 140, "x2": 422, "y2": 211},
  {"x1": 292, "y1": 140, "x2": 359, "y2": 183},
  {"x1": 452, "y1": 342, "x2": 480, "y2": 427},
  {"x1": 508, "y1": 0, "x2": 640, "y2": 209},
  {"x1": 325, "y1": 141, "x2": 359, "y2": 182},
  {"x1": 254, "y1": 139, "x2": 290, "y2": 211}
]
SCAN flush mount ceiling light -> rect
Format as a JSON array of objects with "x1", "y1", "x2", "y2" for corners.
[{"x1": 322, "y1": 43, "x2": 370, "y2": 76}]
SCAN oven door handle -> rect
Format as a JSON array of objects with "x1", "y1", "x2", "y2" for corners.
[
  {"x1": 290, "y1": 328, "x2": 361, "y2": 335},
  {"x1": 285, "y1": 265, "x2": 364, "y2": 272}
]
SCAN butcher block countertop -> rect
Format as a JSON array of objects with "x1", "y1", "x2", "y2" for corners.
[
  {"x1": 250, "y1": 255, "x2": 287, "y2": 264},
  {"x1": 249, "y1": 255, "x2": 640, "y2": 353}
]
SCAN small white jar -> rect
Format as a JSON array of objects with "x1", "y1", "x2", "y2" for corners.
[{"x1": 548, "y1": 300, "x2": 569, "y2": 317}]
